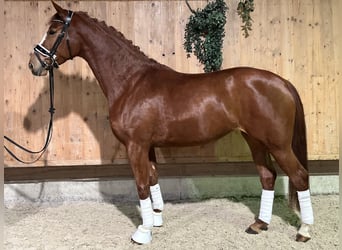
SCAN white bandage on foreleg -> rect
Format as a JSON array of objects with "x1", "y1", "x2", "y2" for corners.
[
  {"x1": 150, "y1": 184, "x2": 164, "y2": 211},
  {"x1": 258, "y1": 189, "x2": 275, "y2": 224},
  {"x1": 140, "y1": 197, "x2": 154, "y2": 229},
  {"x1": 297, "y1": 190, "x2": 314, "y2": 225}
]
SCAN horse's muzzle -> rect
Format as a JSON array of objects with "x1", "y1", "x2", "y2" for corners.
[{"x1": 28, "y1": 54, "x2": 48, "y2": 76}]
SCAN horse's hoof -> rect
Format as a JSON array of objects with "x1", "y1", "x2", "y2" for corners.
[
  {"x1": 245, "y1": 220, "x2": 268, "y2": 234},
  {"x1": 131, "y1": 239, "x2": 142, "y2": 245},
  {"x1": 245, "y1": 226, "x2": 259, "y2": 234},
  {"x1": 296, "y1": 223, "x2": 311, "y2": 242},
  {"x1": 296, "y1": 233, "x2": 311, "y2": 242},
  {"x1": 131, "y1": 225, "x2": 152, "y2": 244}
]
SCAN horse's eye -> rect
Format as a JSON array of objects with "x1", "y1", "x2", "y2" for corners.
[{"x1": 48, "y1": 30, "x2": 56, "y2": 35}]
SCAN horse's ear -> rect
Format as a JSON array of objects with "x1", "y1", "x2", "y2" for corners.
[{"x1": 51, "y1": 1, "x2": 68, "y2": 17}]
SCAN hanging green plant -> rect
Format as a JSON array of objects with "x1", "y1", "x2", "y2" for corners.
[
  {"x1": 237, "y1": 0, "x2": 255, "y2": 38},
  {"x1": 183, "y1": 0, "x2": 228, "y2": 73}
]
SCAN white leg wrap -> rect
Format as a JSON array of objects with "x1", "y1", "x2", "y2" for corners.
[
  {"x1": 153, "y1": 211, "x2": 163, "y2": 227},
  {"x1": 131, "y1": 198, "x2": 153, "y2": 244},
  {"x1": 150, "y1": 184, "x2": 164, "y2": 227},
  {"x1": 139, "y1": 197, "x2": 154, "y2": 228},
  {"x1": 258, "y1": 189, "x2": 274, "y2": 224},
  {"x1": 150, "y1": 184, "x2": 164, "y2": 211},
  {"x1": 297, "y1": 190, "x2": 314, "y2": 225}
]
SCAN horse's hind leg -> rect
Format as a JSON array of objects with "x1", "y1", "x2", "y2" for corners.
[
  {"x1": 149, "y1": 147, "x2": 164, "y2": 227},
  {"x1": 242, "y1": 133, "x2": 277, "y2": 234},
  {"x1": 269, "y1": 147, "x2": 313, "y2": 242}
]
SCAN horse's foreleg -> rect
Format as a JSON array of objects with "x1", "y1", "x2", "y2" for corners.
[
  {"x1": 242, "y1": 133, "x2": 277, "y2": 234},
  {"x1": 127, "y1": 143, "x2": 153, "y2": 244},
  {"x1": 149, "y1": 147, "x2": 164, "y2": 227}
]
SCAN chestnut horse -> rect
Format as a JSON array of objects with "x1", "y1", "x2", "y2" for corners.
[{"x1": 28, "y1": 2, "x2": 313, "y2": 244}]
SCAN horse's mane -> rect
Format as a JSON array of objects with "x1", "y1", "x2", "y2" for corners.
[{"x1": 50, "y1": 11, "x2": 158, "y2": 64}]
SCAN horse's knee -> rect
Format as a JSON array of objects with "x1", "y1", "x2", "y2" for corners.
[{"x1": 136, "y1": 183, "x2": 150, "y2": 200}]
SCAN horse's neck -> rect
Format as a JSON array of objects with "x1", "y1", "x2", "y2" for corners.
[{"x1": 77, "y1": 20, "x2": 157, "y2": 102}]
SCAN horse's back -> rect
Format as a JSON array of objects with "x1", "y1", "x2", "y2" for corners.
[{"x1": 148, "y1": 66, "x2": 295, "y2": 124}]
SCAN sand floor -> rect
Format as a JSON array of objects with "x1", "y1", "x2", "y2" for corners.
[{"x1": 5, "y1": 195, "x2": 338, "y2": 249}]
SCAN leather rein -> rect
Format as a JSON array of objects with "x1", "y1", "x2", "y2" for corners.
[{"x1": 4, "y1": 10, "x2": 74, "y2": 164}]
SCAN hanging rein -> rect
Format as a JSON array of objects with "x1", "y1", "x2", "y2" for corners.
[{"x1": 4, "y1": 10, "x2": 74, "y2": 164}]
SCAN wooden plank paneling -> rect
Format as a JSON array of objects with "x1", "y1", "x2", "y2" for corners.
[{"x1": 4, "y1": 0, "x2": 340, "y2": 170}]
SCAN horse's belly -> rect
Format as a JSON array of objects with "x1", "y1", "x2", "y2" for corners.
[{"x1": 153, "y1": 113, "x2": 236, "y2": 147}]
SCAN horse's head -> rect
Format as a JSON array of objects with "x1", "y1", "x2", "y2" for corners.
[{"x1": 28, "y1": 1, "x2": 80, "y2": 76}]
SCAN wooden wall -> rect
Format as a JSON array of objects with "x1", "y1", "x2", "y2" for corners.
[{"x1": 4, "y1": 0, "x2": 340, "y2": 168}]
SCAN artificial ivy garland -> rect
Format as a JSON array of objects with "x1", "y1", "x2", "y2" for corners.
[
  {"x1": 184, "y1": 0, "x2": 254, "y2": 73},
  {"x1": 184, "y1": 0, "x2": 228, "y2": 73},
  {"x1": 237, "y1": 0, "x2": 255, "y2": 38}
]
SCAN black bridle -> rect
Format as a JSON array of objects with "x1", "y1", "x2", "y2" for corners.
[
  {"x1": 34, "y1": 10, "x2": 74, "y2": 69},
  {"x1": 4, "y1": 10, "x2": 74, "y2": 164}
]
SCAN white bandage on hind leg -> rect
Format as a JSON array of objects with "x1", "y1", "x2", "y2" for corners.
[
  {"x1": 297, "y1": 190, "x2": 314, "y2": 225},
  {"x1": 150, "y1": 184, "x2": 164, "y2": 211},
  {"x1": 140, "y1": 197, "x2": 154, "y2": 229},
  {"x1": 258, "y1": 189, "x2": 275, "y2": 224}
]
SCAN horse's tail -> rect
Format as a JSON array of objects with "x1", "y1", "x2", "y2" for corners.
[{"x1": 286, "y1": 81, "x2": 308, "y2": 211}]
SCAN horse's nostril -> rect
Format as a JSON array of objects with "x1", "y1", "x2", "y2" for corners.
[{"x1": 28, "y1": 62, "x2": 33, "y2": 70}]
